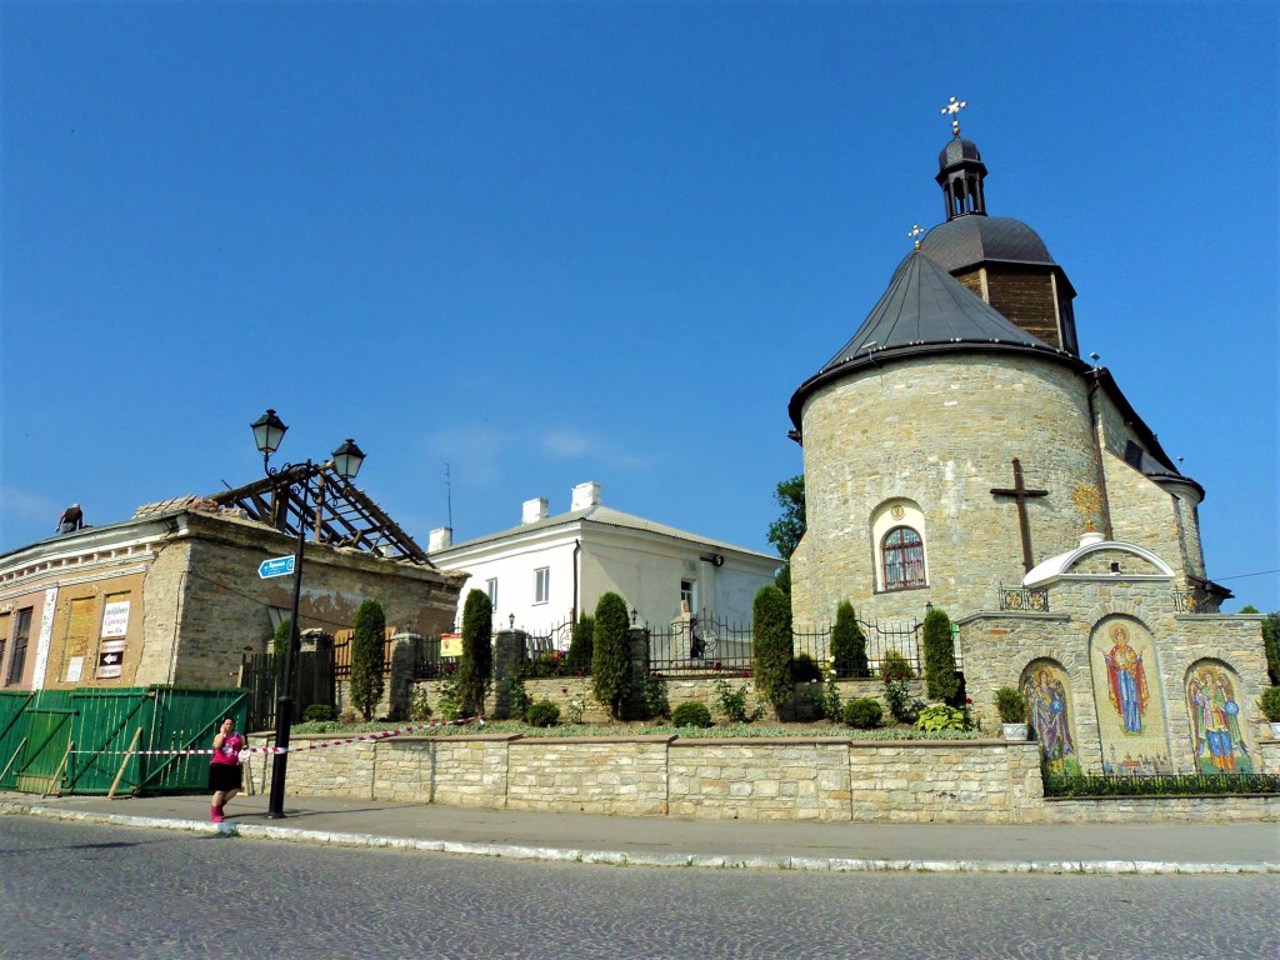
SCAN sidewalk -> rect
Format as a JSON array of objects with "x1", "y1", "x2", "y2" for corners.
[{"x1": 2, "y1": 791, "x2": 1276, "y2": 875}]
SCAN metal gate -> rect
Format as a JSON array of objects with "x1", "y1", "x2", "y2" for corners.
[
  {"x1": 0, "y1": 686, "x2": 247, "y2": 796},
  {"x1": 240, "y1": 649, "x2": 334, "y2": 732}
]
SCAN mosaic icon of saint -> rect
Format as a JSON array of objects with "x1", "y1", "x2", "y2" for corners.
[
  {"x1": 1187, "y1": 667, "x2": 1251, "y2": 774},
  {"x1": 1023, "y1": 668, "x2": 1079, "y2": 775},
  {"x1": 1104, "y1": 624, "x2": 1148, "y2": 734}
]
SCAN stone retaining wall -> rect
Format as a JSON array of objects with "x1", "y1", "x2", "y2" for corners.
[{"x1": 247, "y1": 734, "x2": 1280, "y2": 824}]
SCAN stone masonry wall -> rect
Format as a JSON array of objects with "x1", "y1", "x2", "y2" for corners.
[
  {"x1": 960, "y1": 580, "x2": 1271, "y2": 774},
  {"x1": 792, "y1": 353, "x2": 1100, "y2": 629},
  {"x1": 247, "y1": 732, "x2": 1279, "y2": 824},
  {"x1": 507, "y1": 737, "x2": 670, "y2": 816}
]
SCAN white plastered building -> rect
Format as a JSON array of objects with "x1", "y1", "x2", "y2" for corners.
[{"x1": 429, "y1": 482, "x2": 778, "y2": 635}]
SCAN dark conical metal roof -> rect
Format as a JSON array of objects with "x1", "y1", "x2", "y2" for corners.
[
  {"x1": 920, "y1": 215, "x2": 1056, "y2": 272},
  {"x1": 817, "y1": 250, "x2": 1051, "y2": 372},
  {"x1": 788, "y1": 251, "x2": 1083, "y2": 431}
]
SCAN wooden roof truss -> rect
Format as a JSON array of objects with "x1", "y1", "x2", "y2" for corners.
[{"x1": 208, "y1": 464, "x2": 432, "y2": 565}]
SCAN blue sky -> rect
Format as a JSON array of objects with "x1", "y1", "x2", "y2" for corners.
[{"x1": 2, "y1": 2, "x2": 1276, "y2": 610}]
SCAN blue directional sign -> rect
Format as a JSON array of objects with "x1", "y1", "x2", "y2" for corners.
[{"x1": 258, "y1": 555, "x2": 296, "y2": 579}]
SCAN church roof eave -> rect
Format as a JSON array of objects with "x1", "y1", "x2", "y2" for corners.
[{"x1": 788, "y1": 339, "x2": 1088, "y2": 433}]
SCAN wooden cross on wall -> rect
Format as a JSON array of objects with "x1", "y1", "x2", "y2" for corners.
[{"x1": 991, "y1": 458, "x2": 1048, "y2": 573}]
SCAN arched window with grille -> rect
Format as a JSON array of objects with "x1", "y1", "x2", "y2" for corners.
[{"x1": 881, "y1": 526, "x2": 926, "y2": 591}]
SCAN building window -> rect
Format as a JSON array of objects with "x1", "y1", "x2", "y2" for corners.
[
  {"x1": 680, "y1": 579, "x2": 695, "y2": 614},
  {"x1": 882, "y1": 527, "x2": 926, "y2": 591},
  {"x1": 486, "y1": 578, "x2": 498, "y2": 609},
  {"x1": 534, "y1": 567, "x2": 550, "y2": 605},
  {"x1": 0, "y1": 612, "x2": 9, "y2": 681},
  {"x1": 6, "y1": 608, "x2": 32, "y2": 686}
]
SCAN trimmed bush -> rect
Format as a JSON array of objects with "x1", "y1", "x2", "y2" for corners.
[
  {"x1": 591, "y1": 592, "x2": 632, "y2": 721},
  {"x1": 752, "y1": 585, "x2": 794, "y2": 720},
  {"x1": 831, "y1": 601, "x2": 870, "y2": 679},
  {"x1": 792, "y1": 652, "x2": 822, "y2": 683},
  {"x1": 525, "y1": 700, "x2": 561, "y2": 728},
  {"x1": 672, "y1": 701, "x2": 713, "y2": 728},
  {"x1": 1259, "y1": 685, "x2": 1280, "y2": 723},
  {"x1": 350, "y1": 600, "x2": 386, "y2": 721},
  {"x1": 879, "y1": 649, "x2": 914, "y2": 681},
  {"x1": 922, "y1": 607, "x2": 960, "y2": 704},
  {"x1": 301, "y1": 703, "x2": 334, "y2": 723},
  {"x1": 843, "y1": 698, "x2": 883, "y2": 729},
  {"x1": 457, "y1": 589, "x2": 493, "y2": 718},
  {"x1": 995, "y1": 686, "x2": 1028, "y2": 723}
]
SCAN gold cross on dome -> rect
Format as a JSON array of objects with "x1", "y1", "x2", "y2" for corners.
[
  {"x1": 940, "y1": 95, "x2": 967, "y2": 135},
  {"x1": 907, "y1": 224, "x2": 925, "y2": 249}
]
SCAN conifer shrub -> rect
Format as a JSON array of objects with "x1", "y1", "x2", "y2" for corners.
[
  {"x1": 672, "y1": 701, "x2": 713, "y2": 728},
  {"x1": 457, "y1": 589, "x2": 493, "y2": 718},
  {"x1": 525, "y1": 700, "x2": 560, "y2": 728},
  {"x1": 752, "y1": 585, "x2": 794, "y2": 721},
  {"x1": 1262, "y1": 613, "x2": 1280, "y2": 686},
  {"x1": 922, "y1": 607, "x2": 961, "y2": 704},
  {"x1": 566, "y1": 613, "x2": 595, "y2": 675},
  {"x1": 843, "y1": 698, "x2": 883, "y2": 729},
  {"x1": 591, "y1": 592, "x2": 632, "y2": 720},
  {"x1": 831, "y1": 601, "x2": 870, "y2": 679},
  {"x1": 1258, "y1": 685, "x2": 1280, "y2": 723},
  {"x1": 350, "y1": 599, "x2": 386, "y2": 721},
  {"x1": 792, "y1": 652, "x2": 822, "y2": 683},
  {"x1": 994, "y1": 686, "x2": 1028, "y2": 724}
]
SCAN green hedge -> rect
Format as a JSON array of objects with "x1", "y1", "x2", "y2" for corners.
[{"x1": 1043, "y1": 769, "x2": 1280, "y2": 798}]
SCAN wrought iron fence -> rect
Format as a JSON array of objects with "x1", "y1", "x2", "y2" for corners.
[
  {"x1": 1042, "y1": 766, "x2": 1280, "y2": 798},
  {"x1": 647, "y1": 614, "x2": 754, "y2": 674},
  {"x1": 646, "y1": 614, "x2": 925, "y2": 677},
  {"x1": 1171, "y1": 589, "x2": 1216, "y2": 614},
  {"x1": 997, "y1": 585, "x2": 1050, "y2": 612}
]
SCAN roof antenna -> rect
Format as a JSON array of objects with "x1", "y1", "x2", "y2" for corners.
[{"x1": 444, "y1": 462, "x2": 453, "y2": 530}]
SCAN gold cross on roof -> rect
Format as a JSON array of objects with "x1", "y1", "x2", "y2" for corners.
[
  {"x1": 907, "y1": 224, "x2": 925, "y2": 249},
  {"x1": 940, "y1": 95, "x2": 967, "y2": 136}
]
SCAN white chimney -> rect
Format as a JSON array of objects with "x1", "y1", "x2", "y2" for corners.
[
  {"x1": 522, "y1": 497, "x2": 549, "y2": 524},
  {"x1": 428, "y1": 527, "x2": 452, "y2": 551},
  {"x1": 571, "y1": 481, "x2": 601, "y2": 511}
]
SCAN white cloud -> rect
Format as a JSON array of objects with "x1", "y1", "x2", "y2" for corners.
[{"x1": 541, "y1": 430, "x2": 594, "y2": 459}]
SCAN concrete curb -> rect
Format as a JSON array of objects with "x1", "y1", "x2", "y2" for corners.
[{"x1": 3, "y1": 799, "x2": 1276, "y2": 876}]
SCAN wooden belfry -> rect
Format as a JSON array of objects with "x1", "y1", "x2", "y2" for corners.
[{"x1": 991, "y1": 458, "x2": 1048, "y2": 573}]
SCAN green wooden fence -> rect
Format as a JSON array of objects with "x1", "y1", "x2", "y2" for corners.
[{"x1": 0, "y1": 686, "x2": 247, "y2": 796}]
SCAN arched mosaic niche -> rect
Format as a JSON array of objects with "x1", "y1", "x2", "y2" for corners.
[
  {"x1": 1184, "y1": 660, "x2": 1254, "y2": 775},
  {"x1": 1089, "y1": 616, "x2": 1172, "y2": 775},
  {"x1": 1019, "y1": 659, "x2": 1081, "y2": 775}
]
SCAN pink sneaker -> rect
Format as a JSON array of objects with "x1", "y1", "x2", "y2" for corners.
[{"x1": 211, "y1": 806, "x2": 224, "y2": 823}]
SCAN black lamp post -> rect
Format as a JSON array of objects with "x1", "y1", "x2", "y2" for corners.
[{"x1": 252, "y1": 408, "x2": 365, "y2": 819}]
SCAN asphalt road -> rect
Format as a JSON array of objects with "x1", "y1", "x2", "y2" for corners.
[{"x1": 1, "y1": 818, "x2": 1276, "y2": 960}]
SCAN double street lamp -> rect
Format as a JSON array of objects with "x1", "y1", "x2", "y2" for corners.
[{"x1": 250, "y1": 408, "x2": 365, "y2": 819}]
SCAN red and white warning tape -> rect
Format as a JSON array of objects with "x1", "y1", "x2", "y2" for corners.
[{"x1": 72, "y1": 717, "x2": 485, "y2": 758}]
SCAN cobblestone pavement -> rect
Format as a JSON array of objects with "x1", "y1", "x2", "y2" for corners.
[{"x1": 2, "y1": 819, "x2": 1276, "y2": 960}]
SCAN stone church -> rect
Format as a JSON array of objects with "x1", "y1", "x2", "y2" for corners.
[{"x1": 787, "y1": 104, "x2": 1269, "y2": 776}]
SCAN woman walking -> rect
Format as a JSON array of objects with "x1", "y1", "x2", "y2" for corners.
[{"x1": 208, "y1": 716, "x2": 244, "y2": 822}]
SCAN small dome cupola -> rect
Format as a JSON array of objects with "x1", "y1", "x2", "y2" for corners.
[{"x1": 935, "y1": 96, "x2": 988, "y2": 220}]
